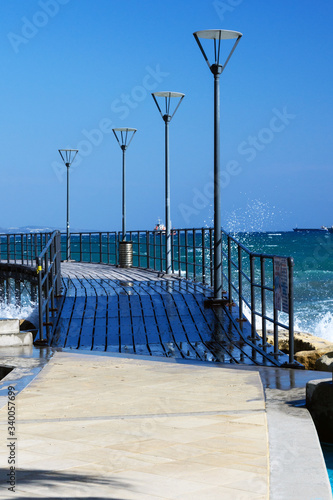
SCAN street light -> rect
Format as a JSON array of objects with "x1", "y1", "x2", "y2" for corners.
[
  {"x1": 58, "y1": 149, "x2": 78, "y2": 261},
  {"x1": 151, "y1": 91, "x2": 184, "y2": 274},
  {"x1": 193, "y1": 29, "x2": 242, "y2": 301},
  {"x1": 112, "y1": 128, "x2": 137, "y2": 241}
]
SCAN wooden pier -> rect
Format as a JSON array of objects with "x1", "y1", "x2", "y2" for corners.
[{"x1": 50, "y1": 262, "x2": 283, "y2": 366}]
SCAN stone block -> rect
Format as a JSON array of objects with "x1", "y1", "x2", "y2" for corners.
[
  {"x1": 0, "y1": 319, "x2": 20, "y2": 334},
  {"x1": 0, "y1": 331, "x2": 33, "y2": 347},
  {"x1": 306, "y1": 378, "x2": 333, "y2": 443}
]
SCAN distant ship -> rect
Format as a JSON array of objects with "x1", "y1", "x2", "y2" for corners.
[
  {"x1": 154, "y1": 218, "x2": 166, "y2": 232},
  {"x1": 153, "y1": 219, "x2": 177, "y2": 235},
  {"x1": 293, "y1": 226, "x2": 333, "y2": 233}
]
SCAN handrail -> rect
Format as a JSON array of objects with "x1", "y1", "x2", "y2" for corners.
[
  {"x1": 0, "y1": 228, "x2": 296, "y2": 364},
  {"x1": 0, "y1": 232, "x2": 52, "y2": 267},
  {"x1": 55, "y1": 228, "x2": 295, "y2": 365},
  {"x1": 36, "y1": 231, "x2": 61, "y2": 344}
]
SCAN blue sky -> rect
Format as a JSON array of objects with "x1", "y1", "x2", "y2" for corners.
[{"x1": 1, "y1": 0, "x2": 332, "y2": 232}]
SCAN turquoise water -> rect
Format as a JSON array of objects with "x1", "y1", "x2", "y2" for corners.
[
  {"x1": 234, "y1": 231, "x2": 333, "y2": 341},
  {"x1": 322, "y1": 444, "x2": 333, "y2": 493}
]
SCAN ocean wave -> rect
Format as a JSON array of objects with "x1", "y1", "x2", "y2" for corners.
[
  {"x1": 294, "y1": 311, "x2": 333, "y2": 342},
  {"x1": 0, "y1": 302, "x2": 36, "y2": 320}
]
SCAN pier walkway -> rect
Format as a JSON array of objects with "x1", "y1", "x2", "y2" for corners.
[
  {"x1": 51, "y1": 262, "x2": 284, "y2": 366},
  {"x1": 0, "y1": 351, "x2": 331, "y2": 499}
]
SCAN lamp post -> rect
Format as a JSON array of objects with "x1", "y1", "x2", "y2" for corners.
[
  {"x1": 193, "y1": 29, "x2": 242, "y2": 300},
  {"x1": 58, "y1": 149, "x2": 78, "y2": 261},
  {"x1": 151, "y1": 91, "x2": 184, "y2": 275},
  {"x1": 112, "y1": 128, "x2": 137, "y2": 268},
  {"x1": 112, "y1": 128, "x2": 137, "y2": 241}
]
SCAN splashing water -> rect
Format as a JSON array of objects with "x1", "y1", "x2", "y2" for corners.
[
  {"x1": 0, "y1": 301, "x2": 37, "y2": 320},
  {"x1": 224, "y1": 199, "x2": 284, "y2": 233},
  {"x1": 309, "y1": 312, "x2": 333, "y2": 342}
]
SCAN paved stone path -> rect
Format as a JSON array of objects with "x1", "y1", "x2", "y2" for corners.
[{"x1": 0, "y1": 352, "x2": 269, "y2": 499}]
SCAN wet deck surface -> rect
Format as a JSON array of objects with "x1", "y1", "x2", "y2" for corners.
[{"x1": 50, "y1": 263, "x2": 283, "y2": 367}]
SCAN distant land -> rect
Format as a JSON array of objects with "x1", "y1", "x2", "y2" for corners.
[{"x1": 0, "y1": 226, "x2": 98, "y2": 234}]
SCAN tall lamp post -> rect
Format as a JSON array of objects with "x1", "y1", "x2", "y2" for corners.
[
  {"x1": 112, "y1": 128, "x2": 137, "y2": 268},
  {"x1": 193, "y1": 29, "x2": 242, "y2": 301},
  {"x1": 151, "y1": 91, "x2": 184, "y2": 275},
  {"x1": 58, "y1": 149, "x2": 79, "y2": 261},
  {"x1": 112, "y1": 128, "x2": 137, "y2": 241}
]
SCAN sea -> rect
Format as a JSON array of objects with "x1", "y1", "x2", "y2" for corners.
[{"x1": 234, "y1": 231, "x2": 333, "y2": 342}]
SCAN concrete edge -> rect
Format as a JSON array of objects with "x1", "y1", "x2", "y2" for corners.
[{"x1": 264, "y1": 385, "x2": 332, "y2": 500}]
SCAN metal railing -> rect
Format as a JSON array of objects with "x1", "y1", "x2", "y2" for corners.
[
  {"x1": 221, "y1": 231, "x2": 295, "y2": 365},
  {"x1": 60, "y1": 232, "x2": 118, "y2": 264},
  {"x1": 0, "y1": 232, "x2": 51, "y2": 266},
  {"x1": 0, "y1": 229, "x2": 295, "y2": 363},
  {"x1": 36, "y1": 231, "x2": 61, "y2": 343},
  {"x1": 0, "y1": 231, "x2": 62, "y2": 343},
  {"x1": 58, "y1": 228, "x2": 295, "y2": 364}
]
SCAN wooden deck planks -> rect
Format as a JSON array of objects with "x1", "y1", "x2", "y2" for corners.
[{"x1": 50, "y1": 262, "x2": 279, "y2": 366}]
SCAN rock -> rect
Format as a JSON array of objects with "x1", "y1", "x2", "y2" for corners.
[
  {"x1": 265, "y1": 330, "x2": 333, "y2": 354},
  {"x1": 315, "y1": 352, "x2": 333, "y2": 372},
  {"x1": 295, "y1": 348, "x2": 333, "y2": 370},
  {"x1": 20, "y1": 319, "x2": 38, "y2": 331}
]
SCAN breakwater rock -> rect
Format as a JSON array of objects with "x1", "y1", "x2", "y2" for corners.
[{"x1": 264, "y1": 330, "x2": 333, "y2": 371}]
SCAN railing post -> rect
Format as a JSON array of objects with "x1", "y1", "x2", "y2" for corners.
[
  {"x1": 238, "y1": 245, "x2": 243, "y2": 321},
  {"x1": 44, "y1": 252, "x2": 50, "y2": 342},
  {"x1": 209, "y1": 228, "x2": 213, "y2": 287},
  {"x1": 55, "y1": 232, "x2": 62, "y2": 296},
  {"x1": 7, "y1": 234, "x2": 10, "y2": 263},
  {"x1": 193, "y1": 229, "x2": 196, "y2": 281},
  {"x1": 159, "y1": 232, "x2": 163, "y2": 272},
  {"x1": 273, "y1": 259, "x2": 279, "y2": 357},
  {"x1": 177, "y1": 230, "x2": 181, "y2": 277},
  {"x1": 137, "y1": 231, "x2": 141, "y2": 268},
  {"x1": 37, "y1": 256, "x2": 44, "y2": 342},
  {"x1": 153, "y1": 231, "x2": 156, "y2": 270},
  {"x1": 228, "y1": 236, "x2": 232, "y2": 303},
  {"x1": 250, "y1": 254, "x2": 256, "y2": 340},
  {"x1": 171, "y1": 231, "x2": 175, "y2": 273},
  {"x1": 50, "y1": 240, "x2": 56, "y2": 316},
  {"x1": 146, "y1": 231, "x2": 150, "y2": 269},
  {"x1": 13, "y1": 235, "x2": 16, "y2": 264},
  {"x1": 115, "y1": 232, "x2": 119, "y2": 266},
  {"x1": 34, "y1": 233, "x2": 38, "y2": 264},
  {"x1": 185, "y1": 229, "x2": 189, "y2": 279},
  {"x1": 30, "y1": 234, "x2": 33, "y2": 264},
  {"x1": 201, "y1": 228, "x2": 206, "y2": 284},
  {"x1": 288, "y1": 257, "x2": 295, "y2": 364},
  {"x1": 261, "y1": 256, "x2": 267, "y2": 350},
  {"x1": 21, "y1": 234, "x2": 24, "y2": 264}
]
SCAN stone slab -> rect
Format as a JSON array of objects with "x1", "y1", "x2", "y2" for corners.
[
  {"x1": 0, "y1": 319, "x2": 20, "y2": 334},
  {"x1": 0, "y1": 331, "x2": 33, "y2": 347}
]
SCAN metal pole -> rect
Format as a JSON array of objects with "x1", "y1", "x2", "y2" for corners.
[
  {"x1": 122, "y1": 146, "x2": 126, "y2": 241},
  {"x1": 288, "y1": 257, "x2": 295, "y2": 364},
  {"x1": 164, "y1": 117, "x2": 171, "y2": 274},
  {"x1": 66, "y1": 162, "x2": 70, "y2": 260},
  {"x1": 37, "y1": 257, "x2": 44, "y2": 342},
  {"x1": 213, "y1": 69, "x2": 222, "y2": 298}
]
